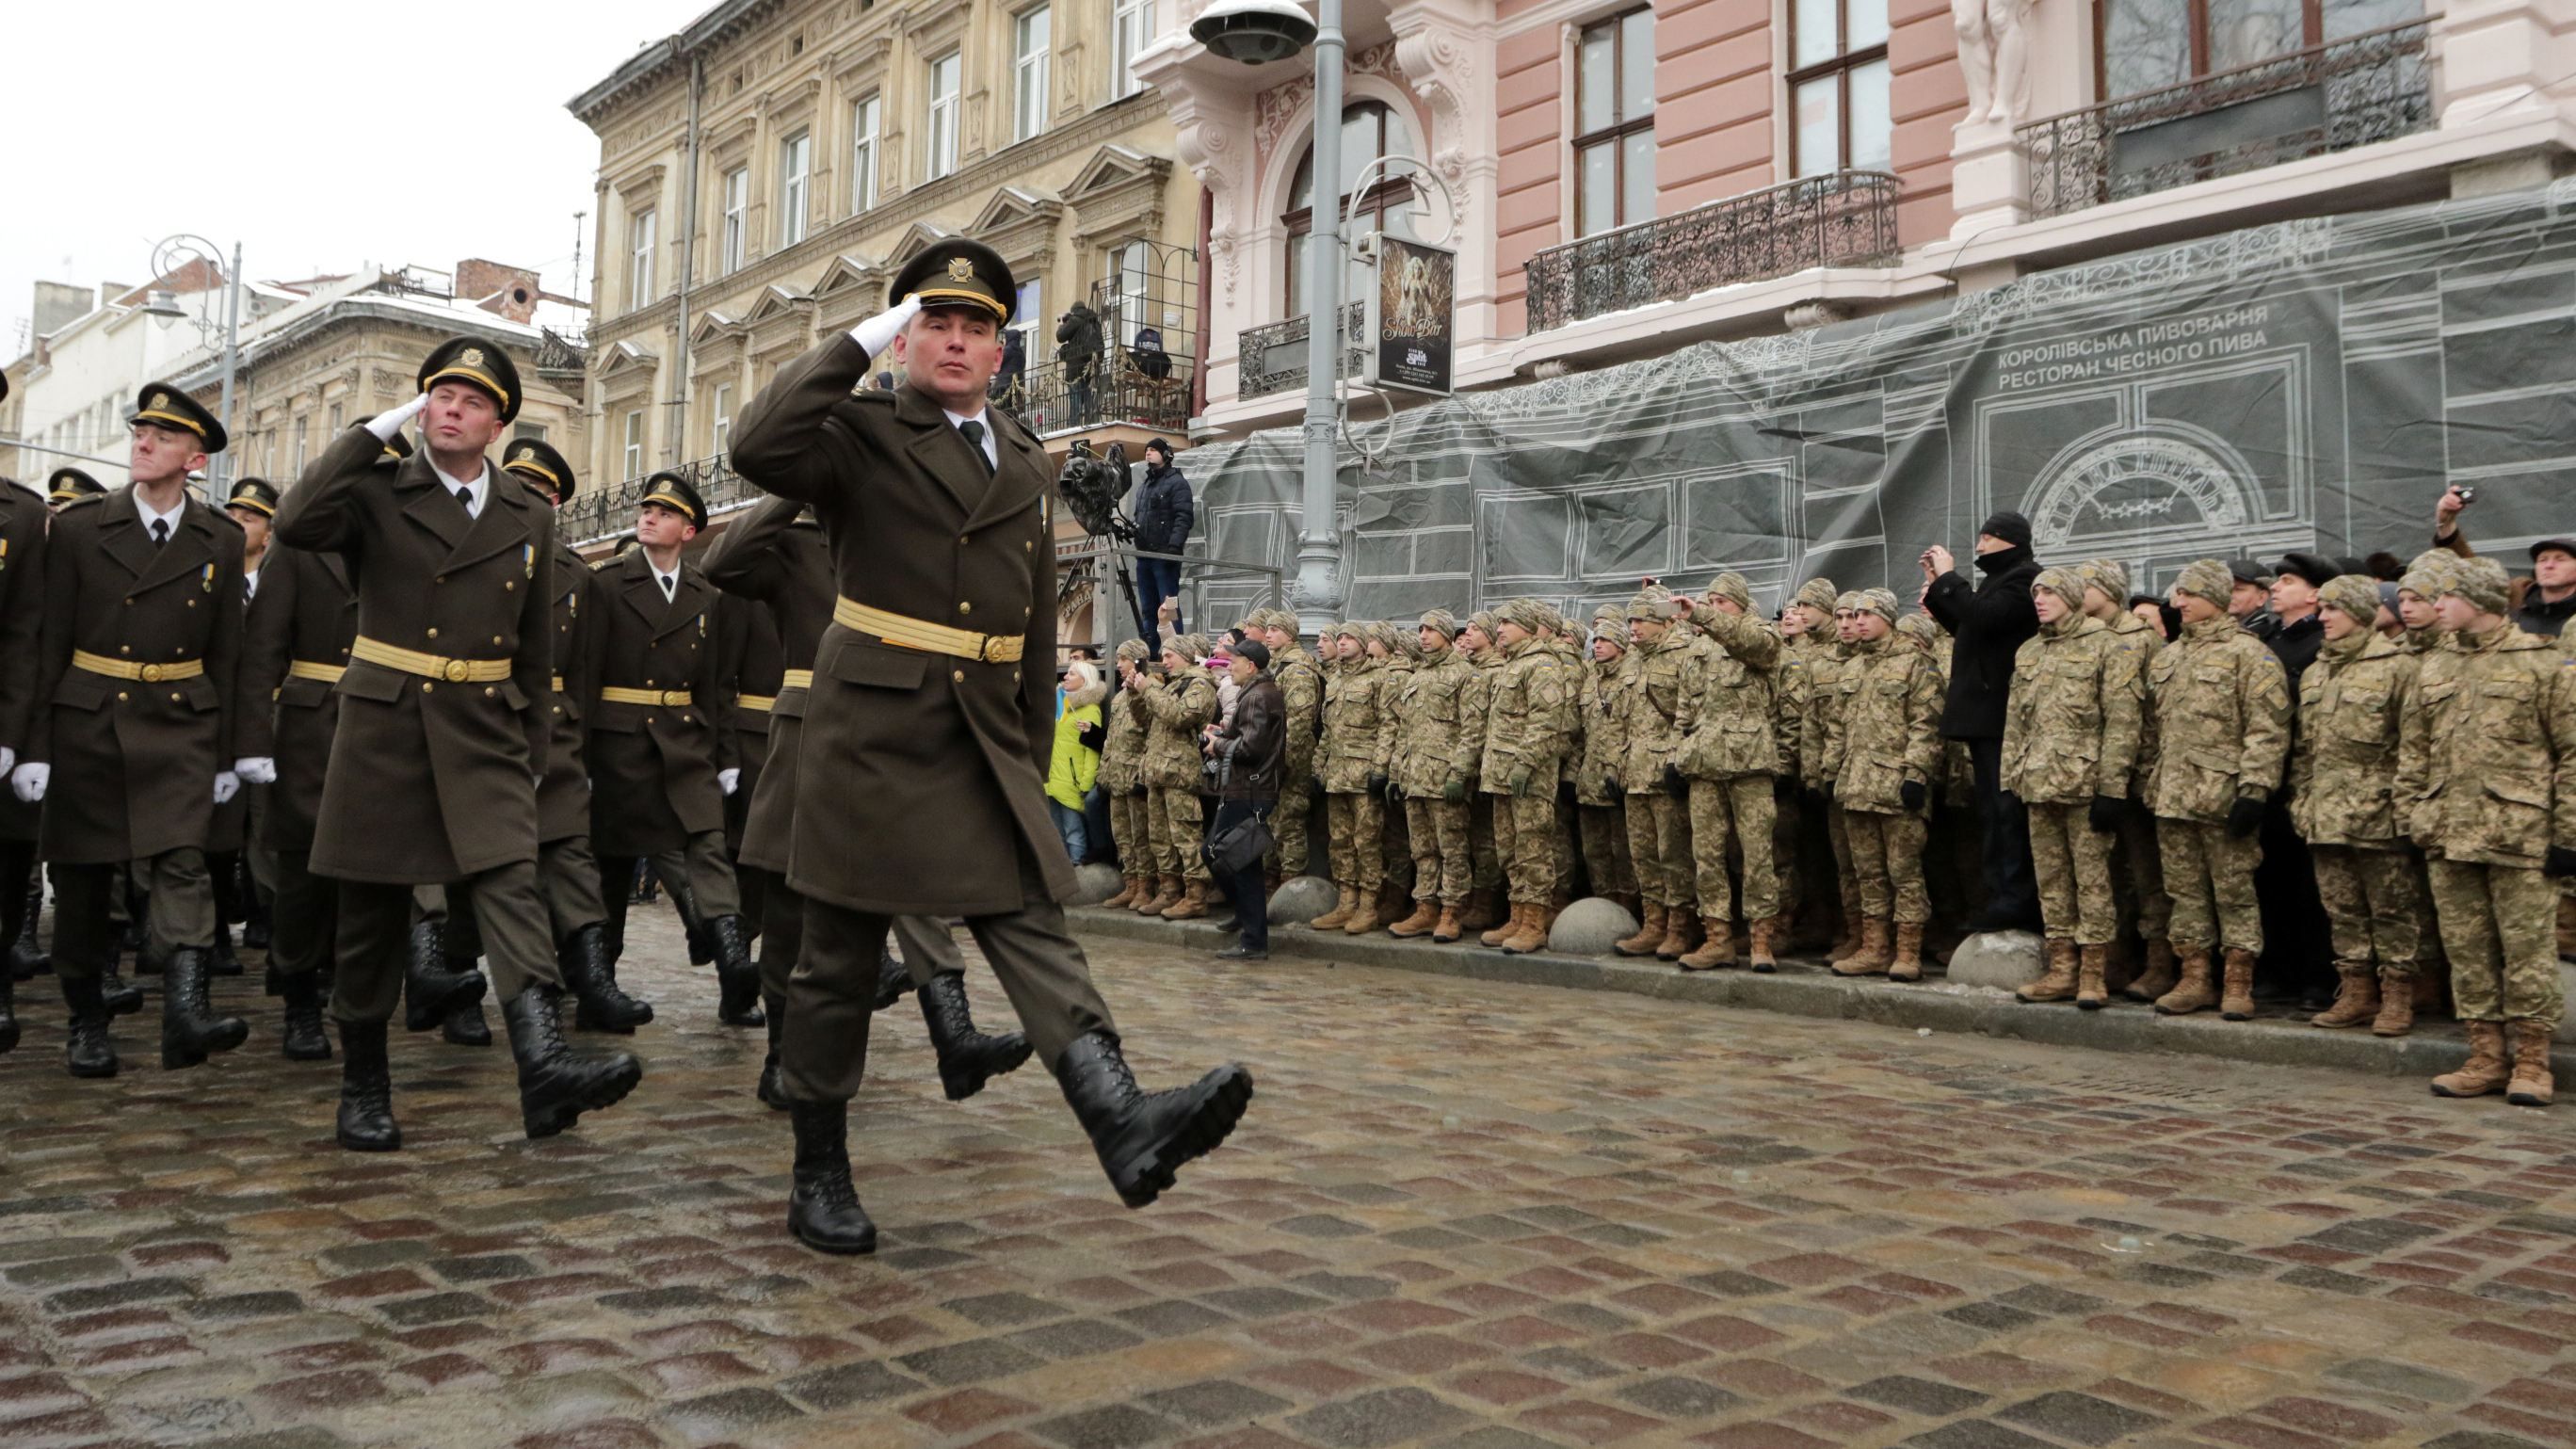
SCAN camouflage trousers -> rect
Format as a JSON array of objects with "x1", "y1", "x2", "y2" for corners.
[
  {"x1": 2111, "y1": 798, "x2": 2172, "y2": 942},
  {"x1": 1554, "y1": 794, "x2": 1578, "y2": 900},
  {"x1": 1471, "y1": 794, "x2": 1504, "y2": 890},
  {"x1": 1488, "y1": 789, "x2": 1560, "y2": 906},
  {"x1": 1688, "y1": 776, "x2": 1779, "y2": 924},
  {"x1": 2310, "y1": 844, "x2": 2423, "y2": 974},
  {"x1": 1269, "y1": 776, "x2": 1316, "y2": 877},
  {"x1": 1579, "y1": 804, "x2": 1634, "y2": 899},
  {"x1": 2028, "y1": 801, "x2": 2117, "y2": 945},
  {"x1": 1108, "y1": 789, "x2": 1151, "y2": 877},
  {"x1": 2424, "y1": 858, "x2": 2565, "y2": 1024},
  {"x1": 1326, "y1": 791, "x2": 1387, "y2": 891},
  {"x1": 1405, "y1": 797, "x2": 1473, "y2": 904},
  {"x1": 1626, "y1": 790, "x2": 1692, "y2": 909},
  {"x1": 1845, "y1": 808, "x2": 1929, "y2": 925},
  {"x1": 1773, "y1": 789, "x2": 1806, "y2": 921},
  {"x1": 1149, "y1": 785, "x2": 1208, "y2": 882},
  {"x1": 1827, "y1": 803, "x2": 1859, "y2": 921},
  {"x1": 2157, "y1": 817, "x2": 2262, "y2": 954}
]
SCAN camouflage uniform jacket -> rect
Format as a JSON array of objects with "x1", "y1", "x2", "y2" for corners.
[
  {"x1": 1822, "y1": 634, "x2": 1944, "y2": 813},
  {"x1": 1136, "y1": 664, "x2": 1218, "y2": 790},
  {"x1": 1273, "y1": 642, "x2": 1325, "y2": 781},
  {"x1": 2397, "y1": 620, "x2": 2576, "y2": 868},
  {"x1": 1798, "y1": 641, "x2": 1854, "y2": 789},
  {"x1": 2292, "y1": 631, "x2": 2415, "y2": 849},
  {"x1": 1622, "y1": 629, "x2": 1702, "y2": 792},
  {"x1": 1393, "y1": 647, "x2": 1479, "y2": 797},
  {"x1": 1675, "y1": 610, "x2": 1780, "y2": 780},
  {"x1": 1576, "y1": 653, "x2": 1634, "y2": 805},
  {"x1": 1320, "y1": 654, "x2": 1395, "y2": 794},
  {"x1": 1481, "y1": 636, "x2": 1573, "y2": 795},
  {"x1": 1999, "y1": 614, "x2": 2146, "y2": 807},
  {"x1": 1098, "y1": 680, "x2": 1152, "y2": 794},
  {"x1": 1774, "y1": 634, "x2": 1826, "y2": 781},
  {"x1": 1456, "y1": 645, "x2": 1503, "y2": 789},
  {"x1": 2101, "y1": 611, "x2": 2162, "y2": 801},
  {"x1": 1553, "y1": 638, "x2": 1587, "y2": 787},
  {"x1": 2144, "y1": 615, "x2": 2290, "y2": 824}
]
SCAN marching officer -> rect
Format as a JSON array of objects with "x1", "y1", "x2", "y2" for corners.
[
  {"x1": 206, "y1": 477, "x2": 284, "y2": 984},
  {"x1": 730, "y1": 240, "x2": 1253, "y2": 1252},
  {"x1": 275, "y1": 336, "x2": 641, "y2": 1150},
  {"x1": 714, "y1": 554, "x2": 786, "y2": 938},
  {"x1": 0, "y1": 443, "x2": 45, "y2": 1055},
  {"x1": 13, "y1": 384, "x2": 248, "y2": 1075},
  {"x1": 585, "y1": 472, "x2": 761, "y2": 1024}
]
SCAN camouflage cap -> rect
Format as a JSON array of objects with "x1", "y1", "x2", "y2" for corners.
[
  {"x1": 2078, "y1": 557, "x2": 2130, "y2": 601},
  {"x1": 2443, "y1": 555, "x2": 2513, "y2": 613},
  {"x1": 1330, "y1": 620, "x2": 1364, "y2": 641},
  {"x1": 1180, "y1": 632, "x2": 1213, "y2": 661},
  {"x1": 1468, "y1": 609, "x2": 1501, "y2": 638},
  {"x1": 1794, "y1": 576, "x2": 1841, "y2": 613},
  {"x1": 2032, "y1": 566, "x2": 2088, "y2": 614},
  {"x1": 2317, "y1": 573, "x2": 2382, "y2": 623},
  {"x1": 1115, "y1": 637, "x2": 1151, "y2": 663},
  {"x1": 2399, "y1": 549, "x2": 2457, "y2": 599},
  {"x1": 1855, "y1": 588, "x2": 1900, "y2": 622},
  {"x1": 1706, "y1": 572, "x2": 1752, "y2": 612},
  {"x1": 1591, "y1": 603, "x2": 1625, "y2": 626},
  {"x1": 2174, "y1": 558, "x2": 2235, "y2": 609},
  {"x1": 1393, "y1": 625, "x2": 1425, "y2": 659},
  {"x1": 1896, "y1": 612, "x2": 1940, "y2": 645},
  {"x1": 1626, "y1": 588, "x2": 1682, "y2": 622},
  {"x1": 1158, "y1": 631, "x2": 1194, "y2": 661},
  {"x1": 1499, "y1": 598, "x2": 1553, "y2": 635},
  {"x1": 1833, "y1": 590, "x2": 1865, "y2": 614},
  {"x1": 1419, "y1": 607, "x2": 1460, "y2": 638}
]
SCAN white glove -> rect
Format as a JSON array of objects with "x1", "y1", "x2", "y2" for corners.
[
  {"x1": 718, "y1": 768, "x2": 740, "y2": 797},
  {"x1": 0, "y1": 747, "x2": 12, "y2": 779},
  {"x1": 849, "y1": 294, "x2": 924, "y2": 359},
  {"x1": 9, "y1": 763, "x2": 45, "y2": 803},
  {"x1": 366, "y1": 394, "x2": 429, "y2": 441},
  {"x1": 214, "y1": 771, "x2": 240, "y2": 805},
  {"x1": 234, "y1": 757, "x2": 277, "y2": 785}
]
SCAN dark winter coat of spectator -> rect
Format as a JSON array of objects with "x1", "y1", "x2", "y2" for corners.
[{"x1": 1922, "y1": 510, "x2": 2044, "y2": 931}]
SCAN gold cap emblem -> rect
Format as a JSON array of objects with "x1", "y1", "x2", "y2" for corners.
[
  {"x1": 150, "y1": 392, "x2": 169, "y2": 411},
  {"x1": 513, "y1": 444, "x2": 532, "y2": 459},
  {"x1": 947, "y1": 257, "x2": 975, "y2": 282},
  {"x1": 461, "y1": 347, "x2": 484, "y2": 366}
]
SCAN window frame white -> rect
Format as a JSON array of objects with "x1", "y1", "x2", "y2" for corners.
[
  {"x1": 1013, "y1": 6, "x2": 1053, "y2": 143},
  {"x1": 778, "y1": 131, "x2": 813, "y2": 247},
  {"x1": 721, "y1": 165, "x2": 750, "y2": 271},
  {"x1": 926, "y1": 53, "x2": 962, "y2": 180}
]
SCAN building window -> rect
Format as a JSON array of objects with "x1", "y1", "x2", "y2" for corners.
[
  {"x1": 850, "y1": 94, "x2": 882, "y2": 213},
  {"x1": 722, "y1": 166, "x2": 749, "y2": 271},
  {"x1": 294, "y1": 416, "x2": 309, "y2": 473},
  {"x1": 1574, "y1": 8, "x2": 1655, "y2": 236},
  {"x1": 518, "y1": 423, "x2": 549, "y2": 443},
  {"x1": 711, "y1": 382, "x2": 735, "y2": 456},
  {"x1": 627, "y1": 208, "x2": 657, "y2": 311},
  {"x1": 2101, "y1": 0, "x2": 2418, "y2": 99},
  {"x1": 1112, "y1": 0, "x2": 1155, "y2": 100},
  {"x1": 779, "y1": 132, "x2": 813, "y2": 247},
  {"x1": 1014, "y1": 7, "x2": 1053, "y2": 143},
  {"x1": 622, "y1": 409, "x2": 644, "y2": 480},
  {"x1": 926, "y1": 53, "x2": 962, "y2": 179},
  {"x1": 327, "y1": 402, "x2": 344, "y2": 435},
  {"x1": 1284, "y1": 101, "x2": 1419, "y2": 316},
  {"x1": 1788, "y1": 0, "x2": 1891, "y2": 176}
]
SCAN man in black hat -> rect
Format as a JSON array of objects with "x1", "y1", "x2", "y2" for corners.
[
  {"x1": 733, "y1": 236, "x2": 1253, "y2": 1254},
  {"x1": 212, "y1": 478, "x2": 284, "y2": 978},
  {"x1": 12, "y1": 383, "x2": 248, "y2": 1076},
  {"x1": 47, "y1": 467, "x2": 108, "y2": 509},
  {"x1": 585, "y1": 470, "x2": 760, "y2": 1026},
  {"x1": 1131, "y1": 439, "x2": 1193, "y2": 635},
  {"x1": 2226, "y1": 558, "x2": 2279, "y2": 640},
  {"x1": 1921, "y1": 510, "x2": 2045, "y2": 933},
  {"x1": 2261, "y1": 550, "x2": 2340, "y2": 1009},
  {"x1": 2266, "y1": 553, "x2": 2334, "y2": 690},
  {"x1": 275, "y1": 336, "x2": 641, "y2": 1149}
]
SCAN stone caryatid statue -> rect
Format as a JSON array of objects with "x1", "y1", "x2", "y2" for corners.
[{"x1": 1956, "y1": 0, "x2": 2036, "y2": 127}]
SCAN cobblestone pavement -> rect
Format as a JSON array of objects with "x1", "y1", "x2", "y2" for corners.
[{"x1": 5, "y1": 907, "x2": 2576, "y2": 1449}]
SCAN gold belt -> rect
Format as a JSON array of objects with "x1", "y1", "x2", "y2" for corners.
[
  {"x1": 73, "y1": 651, "x2": 203, "y2": 684},
  {"x1": 550, "y1": 675, "x2": 566, "y2": 693},
  {"x1": 737, "y1": 694, "x2": 778, "y2": 713},
  {"x1": 834, "y1": 598, "x2": 1023, "y2": 664},
  {"x1": 601, "y1": 686, "x2": 692, "y2": 706},
  {"x1": 781, "y1": 668, "x2": 814, "y2": 690},
  {"x1": 287, "y1": 660, "x2": 346, "y2": 684},
  {"x1": 351, "y1": 636, "x2": 513, "y2": 684}
]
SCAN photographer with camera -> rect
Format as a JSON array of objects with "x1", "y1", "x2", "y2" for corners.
[
  {"x1": 1131, "y1": 440, "x2": 1195, "y2": 634},
  {"x1": 2434, "y1": 483, "x2": 2576, "y2": 638}
]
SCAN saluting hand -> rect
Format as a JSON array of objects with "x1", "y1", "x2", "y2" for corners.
[
  {"x1": 850, "y1": 293, "x2": 925, "y2": 359},
  {"x1": 365, "y1": 393, "x2": 430, "y2": 443}
]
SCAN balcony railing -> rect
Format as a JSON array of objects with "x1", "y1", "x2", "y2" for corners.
[
  {"x1": 560, "y1": 453, "x2": 758, "y2": 548},
  {"x1": 1521, "y1": 170, "x2": 1902, "y2": 334},
  {"x1": 996, "y1": 350, "x2": 1194, "y2": 438},
  {"x1": 1237, "y1": 302, "x2": 1366, "y2": 400},
  {"x1": 2019, "y1": 21, "x2": 2433, "y2": 220}
]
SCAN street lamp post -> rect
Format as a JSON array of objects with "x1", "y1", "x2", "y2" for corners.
[
  {"x1": 143, "y1": 234, "x2": 245, "y2": 491},
  {"x1": 1292, "y1": 0, "x2": 1347, "y2": 636}
]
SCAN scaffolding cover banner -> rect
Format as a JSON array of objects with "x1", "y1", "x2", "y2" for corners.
[{"x1": 1173, "y1": 177, "x2": 2576, "y2": 624}]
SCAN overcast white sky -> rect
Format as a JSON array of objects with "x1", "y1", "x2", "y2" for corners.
[{"x1": 2, "y1": 0, "x2": 716, "y2": 353}]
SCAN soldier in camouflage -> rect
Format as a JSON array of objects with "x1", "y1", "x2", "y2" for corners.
[
  {"x1": 1481, "y1": 600, "x2": 1576, "y2": 955},
  {"x1": 2294, "y1": 573, "x2": 2425, "y2": 1036},
  {"x1": 1803, "y1": 592, "x2": 1866, "y2": 958},
  {"x1": 2402, "y1": 554, "x2": 2572, "y2": 1107},
  {"x1": 2075, "y1": 559, "x2": 2175, "y2": 1000},
  {"x1": 1098, "y1": 639, "x2": 1156, "y2": 910},
  {"x1": 1577, "y1": 606, "x2": 1637, "y2": 914},
  {"x1": 1375, "y1": 622, "x2": 1421, "y2": 924},
  {"x1": 1547, "y1": 610, "x2": 1586, "y2": 908},
  {"x1": 1823, "y1": 590, "x2": 1945, "y2": 980},
  {"x1": 1135, "y1": 634, "x2": 1219, "y2": 919},
  {"x1": 1256, "y1": 610, "x2": 1325, "y2": 889},
  {"x1": 2003, "y1": 568, "x2": 2148, "y2": 1007},
  {"x1": 1616, "y1": 590, "x2": 1702, "y2": 961},
  {"x1": 1386, "y1": 610, "x2": 1481, "y2": 942},
  {"x1": 1457, "y1": 612, "x2": 1509, "y2": 932},
  {"x1": 1310, "y1": 624, "x2": 1396, "y2": 934},
  {"x1": 1671, "y1": 573, "x2": 1784, "y2": 971},
  {"x1": 2146, "y1": 559, "x2": 2291, "y2": 1020},
  {"x1": 1773, "y1": 577, "x2": 1837, "y2": 949}
]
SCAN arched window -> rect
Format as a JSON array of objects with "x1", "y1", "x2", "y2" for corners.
[{"x1": 1282, "y1": 100, "x2": 1420, "y2": 315}]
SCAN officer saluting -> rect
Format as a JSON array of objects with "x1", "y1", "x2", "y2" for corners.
[
  {"x1": 276, "y1": 336, "x2": 642, "y2": 1150},
  {"x1": 732, "y1": 239, "x2": 1253, "y2": 1255},
  {"x1": 13, "y1": 384, "x2": 249, "y2": 1077}
]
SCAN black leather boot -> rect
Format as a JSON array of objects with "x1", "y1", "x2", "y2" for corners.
[
  {"x1": 785, "y1": 1099, "x2": 877, "y2": 1254},
  {"x1": 402, "y1": 920, "x2": 486, "y2": 1033},
  {"x1": 918, "y1": 972, "x2": 1032, "y2": 1103},
  {"x1": 870, "y1": 950, "x2": 918, "y2": 1012},
  {"x1": 440, "y1": 921, "x2": 489, "y2": 1045},
  {"x1": 504, "y1": 990, "x2": 643, "y2": 1139},
  {"x1": 98, "y1": 964, "x2": 142, "y2": 1017},
  {"x1": 207, "y1": 921, "x2": 245, "y2": 977},
  {"x1": 560, "y1": 925, "x2": 653, "y2": 1033},
  {"x1": 3, "y1": 859, "x2": 42, "y2": 982},
  {"x1": 706, "y1": 915, "x2": 765, "y2": 1026},
  {"x1": 61, "y1": 975, "x2": 118, "y2": 1078},
  {"x1": 161, "y1": 947, "x2": 250, "y2": 1070},
  {"x1": 1053, "y1": 1031, "x2": 1253, "y2": 1209},
  {"x1": 280, "y1": 972, "x2": 332, "y2": 1061},
  {"x1": 678, "y1": 883, "x2": 715, "y2": 966},
  {"x1": 0, "y1": 970, "x2": 18, "y2": 1055},
  {"x1": 757, "y1": 998, "x2": 788, "y2": 1109},
  {"x1": 442, "y1": 1002, "x2": 492, "y2": 1047},
  {"x1": 336, "y1": 1019, "x2": 399, "y2": 1151}
]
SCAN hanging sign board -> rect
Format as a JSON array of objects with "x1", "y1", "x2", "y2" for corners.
[{"x1": 1366, "y1": 233, "x2": 1456, "y2": 396}]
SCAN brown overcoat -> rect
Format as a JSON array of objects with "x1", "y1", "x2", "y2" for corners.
[
  {"x1": 236, "y1": 543, "x2": 359, "y2": 852},
  {"x1": 273, "y1": 424, "x2": 554, "y2": 883},
  {"x1": 702, "y1": 495, "x2": 829, "y2": 877},
  {"x1": 730, "y1": 332, "x2": 1071, "y2": 915},
  {"x1": 28, "y1": 487, "x2": 245, "y2": 862},
  {"x1": 583, "y1": 547, "x2": 729, "y2": 857},
  {"x1": 536, "y1": 534, "x2": 598, "y2": 845},
  {"x1": 0, "y1": 478, "x2": 47, "y2": 845},
  {"x1": 712, "y1": 584, "x2": 783, "y2": 853}
]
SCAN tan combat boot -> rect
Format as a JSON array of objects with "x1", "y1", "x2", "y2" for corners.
[
  {"x1": 1343, "y1": 889, "x2": 1382, "y2": 935},
  {"x1": 2126, "y1": 939, "x2": 2179, "y2": 1001},
  {"x1": 1677, "y1": 917, "x2": 1734, "y2": 972},
  {"x1": 1500, "y1": 905, "x2": 1551, "y2": 956},
  {"x1": 2219, "y1": 947, "x2": 2258, "y2": 1021},
  {"x1": 1747, "y1": 917, "x2": 1779, "y2": 974},
  {"x1": 1103, "y1": 875, "x2": 1140, "y2": 910},
  {"x1": 2507, "y1": 1020, "x2": 2555, "y2": 1106},
  {"x1": 1432, "y1": 903, "x2": 1463, "y2": 943},
  {"x1": 1481, "y1": 903, "x2": 1523, "y2": 949},
  {"x1": 2371, "y1": 970, "x2": 2415, "y2": 1037},
  {"x1": 1137, "y1": 875, "x2": 1183, "y2": 916},
  {"x1": 1615, "y1": 903, "x2": 1667, "y2": 958},
  {"x1": 2074, "y1": 943, "x2": 2110, "y2": 1009},
  {"x1": 2153, "y1": 947, "x2": 2217, "y2": 1015},
  {"x1": 1388, "y1": 897, "x2": 1441, "y2": 939},
  {"x1": 2310, "y1": 963, "x2": 2380, "y2": 1029},
  {"x1": 1310, "y1": 884, "x2": 1357, "y2": 930},
  {"x1": 1655, "y1": 911, "x2": 1698, "y2": 962},
  {"x1": 1887, "y1": 922, "x2": 1924, "y2": 982},
  {"x1": 2018, "y1": 940, "x2": 2079, "y2": 1003},
  {"x1": 2432, "y1": 1022, "x2": 2510, "y2": 1099},
  {"x1": 1830, "y1": 919, "x2": 1892, "y2": 976},
  {"x1": 1162, "y1": 879, "x2": 1209, "y2": 921}
]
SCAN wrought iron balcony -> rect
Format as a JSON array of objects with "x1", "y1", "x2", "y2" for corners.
[
  {"x1": 1237, "y1": 303, "x2": 1366, "y2": 400},
  {"x1": 997, "y1": 350, "x2": 1194, "y2": 437},
  {"x1": 560, "y1": 453, "x2": 759, "y2": 548},
  {"x1": 1521, "y1": 170, "x2": 1901, "y2": 334},
  {"x1": 2019, "y1": 21, "x2": 2432, "y2": 220}
]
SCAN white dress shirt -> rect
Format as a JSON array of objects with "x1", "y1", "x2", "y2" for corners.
[
  {"x1": 433, "y1": 459, "x2": 491, "y2": 519},
  {"x1": 135, "y1": 488, "x2": 185, "y2": 542},
  {"x1": 942, "y1": 406, "x2": 999, "y2": 471}
]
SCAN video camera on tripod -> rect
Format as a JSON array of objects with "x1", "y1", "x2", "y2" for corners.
[{"x1": 1056, "y1": 440, "x2": 1135, "y2": 542}]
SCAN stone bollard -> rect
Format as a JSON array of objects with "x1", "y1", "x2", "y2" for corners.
[
  {"x1": 1943, "y1": 929, "x2": 2047, "y2": 990},
  {"x1": 1547, "y1": 898, "x2": 1638, "y2": 957}
]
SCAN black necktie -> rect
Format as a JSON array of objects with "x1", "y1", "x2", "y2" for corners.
[
  {"x1": 456, "y1": 486, "x2": 475, "y2": 518},
  {"x1": 151, "y1": 519, "x2": 170, "y2": 547},
  {"x1": 958, "y1": 420, "x2": 994, "y2": 477}
]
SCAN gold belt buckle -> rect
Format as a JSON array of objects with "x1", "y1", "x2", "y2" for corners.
[
  {"x1": 443, "y1": 659, "x2": 472, "y2": 683},
  {"x1": 978, "y1": 635, "x2": 1007, "y2": 665},
  {"x1": 138, "y1": 663, "x2": 166, "y2": 684}
]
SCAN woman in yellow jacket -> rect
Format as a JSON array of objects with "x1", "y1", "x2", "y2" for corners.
[{"x1": 1045, "y1": 660, "x2": 1107, "y2": 863}]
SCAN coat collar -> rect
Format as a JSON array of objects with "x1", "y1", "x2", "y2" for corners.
[
  {"x1": 103, "y1": 486, "x2": 219, "y2": 594},
  {"x1": 616, "y1": 546, "x2": 709, "y2": 636},
  {"x1": 893, "y1": 384, "x2": 992, "y2": 522}
]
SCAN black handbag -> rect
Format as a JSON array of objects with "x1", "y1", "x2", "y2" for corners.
[{"x1": 1206, "y1": 811, "x2": 1275, "y2": 876}]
